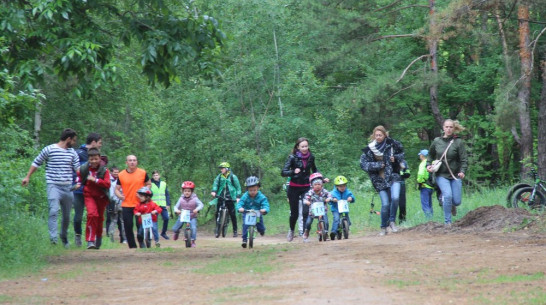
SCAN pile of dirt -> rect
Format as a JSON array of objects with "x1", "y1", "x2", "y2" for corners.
[{"x1": 408, "y1": 205, "x2": 539, "y2": 234}]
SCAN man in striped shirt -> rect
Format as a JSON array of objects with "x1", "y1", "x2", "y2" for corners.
[{"x1": 22, "y1": 128, "x2": 80, "y2": 247}]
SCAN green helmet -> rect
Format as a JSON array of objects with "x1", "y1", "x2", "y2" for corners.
[
  {"x1": 218, "y1": 162, "x2": 231, "y2": 168},
  {"x1": 334, "y1": 175, "x2": 348, "y2": 186}
]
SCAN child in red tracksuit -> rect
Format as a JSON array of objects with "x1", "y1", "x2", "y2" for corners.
[
  {"x1": 76, "y1": 148, "x2": 111, "y2": 250},
  {"x1": 134, "y1": 187, "x2": 163, "y2": 248}
]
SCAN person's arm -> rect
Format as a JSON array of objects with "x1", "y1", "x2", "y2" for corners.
[
  {"x1": 144, "y1": 173, "x2": 151, "y2": 188},
  {"x1": 458, "y1": 139, "x2": 468, "y2": 179},
  {"x1": 260, "y1": 195, "x2": 270, "y2": 214},
  {"x1": 233, "y1": 175, "x2": 242, "y2": 199},
  {"x1": 194, "y1": 197, "x2": 204, "y2": 213},
  {"x1": 165, "y1": 186, "x2": 171, "y2": 206},
  {"x1": 173, "y1": 198, "x2": 182, "y2": 214},
  {"x1": 235, "y1": 194, "x2": 245, "y2": 211},
  {"x1": 360, "y1": 151, "x2": 383, "y2": 173},
  {"x1": 91, "y1": 168, "x2": 111, "y2": 189},
  {"x1": 115, "y1": 183, "x2": 125, "y2": 201},
  {"x1": 211, "y1": 175, "x2": 219, "y2": 197},
  {"x1": 417, "y1": 161, "x2": 428, "y2": 183},
  {"x1": 21, "y1": 166, "x2": 38, "y2": 186},
  {"x1": 281, "y1": 155, "x2": 295, "y2": 177}
]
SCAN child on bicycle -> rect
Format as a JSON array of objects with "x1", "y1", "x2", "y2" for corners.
[
  {"x1": 303, "y1": 173, "x2": 332, "y2": 242},
  {"x1": 134, "y1": 187, "x2": 162, "y2": 247},
  {"x1": 211, "y1": 162, "x2": 242, "y2": 237},
  {"x1": 329, "y1": 175, "x2": 355, "y2": 240},
  {"x1": 172, "y1": 181, "x2": 203, "y2": 248},
  {"x1": 236, "y1": 176, "x2": 270, "y2": 248}
]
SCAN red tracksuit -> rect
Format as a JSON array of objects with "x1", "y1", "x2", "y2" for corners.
[{"x1": 78, "y1": 167, "x2": 111, "y2": 242}]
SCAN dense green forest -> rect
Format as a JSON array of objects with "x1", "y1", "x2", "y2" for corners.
[{"x1": 0, "y1": 0, "x2": 545, "y2": 270}]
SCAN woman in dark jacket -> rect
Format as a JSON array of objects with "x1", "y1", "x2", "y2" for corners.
[
  {"x1": 281, "y1": 137, "x2": 328, "y2": 242},
  {"x1": 360, "y1": 126, "x2": 405, "y2": 236},
  {"x1": 427, "y1": 119, "x2": 468, "y2": 226}
]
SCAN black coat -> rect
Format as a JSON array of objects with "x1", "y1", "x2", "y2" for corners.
[
  {"x1": 360, "y1": 138, "x2": 404, "y2": 192},
  {"x1": 281, "y1": 153, "x2": 318, "y2": 185}
]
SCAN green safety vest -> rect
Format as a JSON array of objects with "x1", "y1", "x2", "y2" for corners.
[{"x1": 151, "y1": 181, "x2": 167, "y2": 207}]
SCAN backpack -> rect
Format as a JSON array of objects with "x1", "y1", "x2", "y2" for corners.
[{"x1": 80, "y1": 163, "x2": 109, "y2": 196}]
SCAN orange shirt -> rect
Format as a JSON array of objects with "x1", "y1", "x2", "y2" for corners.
[{"x1": 118, "y1": 168, "x2": 148, "y2": 208}]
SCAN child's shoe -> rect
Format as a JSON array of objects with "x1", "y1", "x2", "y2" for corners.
[
  {"x1": 330, "y1": 232, "x2": 336, "y2": 241},
  {"x1": 173, "y1": 232, "x2": 179, "y2": 241},
  {"x1": 286, "y1": 230, "x2": 294, "y2": 242},
  {"x1": 75, "y1": 234, "x2": 82, "y2": 247},
  {"x1": 302, "y1": 229, "x2": 309, "y2": 243},
  {"x1": 259, "y1": 230, "x2": 265, "y2": 237},
  {"x1": 87, "y1": 241, "x2": 96, "y2": 249},
  {"x1": 191, "y1": 240, "x2": 196, "y2": 248},
  {"x1": 155, "y1": 242, "x2": 161, "y2": 248},
  {"x1": 241, "y1": 241, "x2": 247, "y2": 248}
]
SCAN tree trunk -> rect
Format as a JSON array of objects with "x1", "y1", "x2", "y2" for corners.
[
  {"x1": 33, "y1": 99, "x2": 43, "y2": 149},
  {"x1": 428, "y1": 0, "x2": 443, "y2": 129},
  {"x1": 538, "y1": 58, "x2": 546, "y2": 179},
  {"x1": 516, "y1": 4, "x2": 533, "y2": 176}
]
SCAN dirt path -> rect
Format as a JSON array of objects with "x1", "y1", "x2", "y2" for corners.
[{"x1": 1, "y1": 207, "x2": 545, "y2": 305}]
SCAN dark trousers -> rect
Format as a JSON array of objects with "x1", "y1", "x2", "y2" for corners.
[
  {"x1": 122, "y1": 207, "x2": 142, "y2": 248},
  {"x1": 287, "y1": 186, "x2": 309, "y2": 232},
  {"x1": 215, "y1": 199, "x2": 237, "y2": 233},
  {"x1": 398, "y1": 181, "x2": 407, "y2": 223},
  {"x1": 159, "y1": 206, "x2": 169, "y2": 235}
]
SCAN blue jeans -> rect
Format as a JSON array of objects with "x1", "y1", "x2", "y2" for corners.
[
  {"x1": 305, "y1": 213, "x2": 329, "y2": 232},
  {"x1": 435, "y1": 176, "x2": 462, "y2": 224},
  {"x1": 159, "y1": 206, "x2": 169, "y2": 235},
  {"x1": 138, "y1": 222, "x2": 159, "y2": 242},
  {"x1": 378, "y1": 182, "x2": 401, "y2": 228},
  {"x1": 331, "y1": 211, "x2": 351, "y2": 233},
  {"x1": 420, "y1": 187, "x2": 434, "y2": 219},
  {"x1": 241, "y1": 213, "x2": 265, "y2": 242},
  {"x1": 172, "y1": 218, "x2": 198, "y2": 240}
]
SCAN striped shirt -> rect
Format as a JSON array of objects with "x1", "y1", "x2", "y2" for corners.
[{"x1": 32, "y1": 144, "x2": 80, "y2": 185}]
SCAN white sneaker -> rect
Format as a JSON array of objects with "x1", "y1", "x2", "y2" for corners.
[
  {"x1": 287, "y1": 230, "x2": 294, "y2": 242},
  {"x1": 379, "y1": 228, "x2": 387, "y2": 236},
  {"x1": 389, "y1": 222, "x2": 399, "y2": 233}
]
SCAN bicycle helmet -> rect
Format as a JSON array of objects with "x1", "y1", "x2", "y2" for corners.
[
  {"x1": 309, "y1": 172, "x2": 324, "y2": 184},
  {"x1": 245, "y1": 176, "x2": 260, "y2": 187},
  {"x1": 334, "y1": 175, "x2": 348, "y2": 186},
  {"x1": 181, "y1": 181, "x2": 195, "y2": 189},
  {"x1": 218, "y1": 162, "x2": 231, "y2": 168},
  {"x1": 136, "y1": 187, "x2": 153, "y2": 197}
]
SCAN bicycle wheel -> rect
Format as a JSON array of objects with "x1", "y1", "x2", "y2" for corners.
[
  {"x1": 184, "y1": 226, "x2": 192, "y2": 248},
  {"x1": 342, "y1": 219, "x2": 349, "y2": 239},
  {"x1": 317, "y1": 221, "x2": 324, "y2": 242},
  {"x1": 145, "y1": 229, "x2": 152, "y2": 248},
  {"x1": 506, "y1": 183, "x2": 532, "y2": 207},
  {"x1": 220, "y1": 209, "x2": 228, "y2": 238},
  {"x1": 512, "y1": 187, "x2": 546, "y2": 209},
  {"x1": 215, "y1": 214, "x2": 222, "y2": 238},
  {"x1": 248, "y1": 226, "x2": 255, "y2": 249}
]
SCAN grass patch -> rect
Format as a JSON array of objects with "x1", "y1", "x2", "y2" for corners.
[
  {"x1": 473, "y1": 287, "x2": 546, "y2": 305},
  {"x1": 193, "y1": 246, "x2": 285, "y2": 275},
  {"x1": 386, "y1": 279, "x2": 421, "y2": 288},
  {"x1": 477, "y1": 272, "x2": 544, "y2": 284}
]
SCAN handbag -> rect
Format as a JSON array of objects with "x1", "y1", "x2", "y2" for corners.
[{"x1": 430, "y1": 139, "x2": 454, "y2": 173}]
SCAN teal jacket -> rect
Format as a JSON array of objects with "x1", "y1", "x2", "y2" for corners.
[
  {"x1": 211, "y1": 173, "x2": 242, "y2": 200},
  {"x1": 236, "y1": 190, "x2": 270, "y2": 213}
]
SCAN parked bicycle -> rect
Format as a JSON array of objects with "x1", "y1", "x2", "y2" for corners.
[{"x1": 510, "y1": 169, "x2": 546, "y2": 209}]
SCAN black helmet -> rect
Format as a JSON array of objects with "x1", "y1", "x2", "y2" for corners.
[{"x1": 245, "y1": 176, "x2": 260, "y2": 187}]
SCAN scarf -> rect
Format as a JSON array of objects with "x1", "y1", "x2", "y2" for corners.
[
  {"x1": 369, "y1": 140, "x2": 387, "y2": 157},
  {"x1": 296, "y1": 151, "x2": 310, "y2": 168}
]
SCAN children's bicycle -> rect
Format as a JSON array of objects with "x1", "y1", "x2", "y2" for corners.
[
  {"x1": 335, "y1": 199, "x2": 350, "y2": 240},
  {"x1": 243, "y1": 209, "x2": 261, "y2": 249},
  {"x1": 511, "y1": 169, "x2": 546, "y2": 209},
  {"x1": 179, "y1": 209, "x2": 193, "y2": 248},
  {"x1": 214, "y1": 196, "x2": 230, "y2": 238},
  {"x1": 141, "y1": 213, "x2": 153, "y2": 248},
  {"x1": 311, "y1": 202, "x2": 328, "y2": 242}
]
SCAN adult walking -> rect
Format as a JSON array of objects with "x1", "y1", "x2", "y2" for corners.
[
  {"x1": 281, "y1": 137, "x2": 328, "y2": 242},
  {"x1": 73, "y1": 132, "x2": 103, "y2": 247},
  {"x1": 427, "y1": 119, "x2": 468, "y2": 226},
  {"x1": 106, "y1": 166, "x2": 126, "y2": 243},
  {"x1": 417, "y1": 150, "x2": 434, "y2": 219},
  {"x1": 360, "y1": 126, "x2": 405, "y2": 236},
  {"x1": 150, "y1": 170, "x2": 172, "y2": 240},
  {"x1": 115, "y1": 155, "x2": 151, "y2": 248},
  {"x1": 21, "y1": 128, "x2": 80, "y2": 247},
  {"x1": 211, "y1": 162, "x2": 242, "y2": 237}
]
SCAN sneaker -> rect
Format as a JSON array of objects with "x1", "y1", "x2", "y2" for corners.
[
  {"x1": 155, "y1": 242, "x2": 161, "y2": 248},
  {"x1": 95, "y1": 237, "x2": 102, "y2": 249},
  {"x1": 109, "y1": 232, "x2": 114, "y2": 243},
  {"x1": 259, "y1": 230, "x2": 265, "y2": 237},
  {"x1": 173, "y1": 232, "x2": 179, "y2": 241},
  {"x1": 62, "y1": 238, "x2": 70, "y2": 249},
  {"x1": 303, "y1": 229, "x2": 309, "y2": 240},
  {"x1": 389, "y1": 222, "x2": 399, "y2": 233},
  {"x1": 444, "y1": 223, "x2": 452, "y2": 229},
  {"x1": 330, "y1": 232, "x2": 336, "y2": 241},
  {"x1": 233, "y1": 231, "x2": 238, "y2": 238},
  {"x1": 241, "y1": 242, "x2": 247, "y2": 248},
  {"x1": 50, "y1": 239, "x2": 58, "y2": 245},
  {"x1": 451, "y1": 204, "x2": 457, "y2": 216},
  {"x1": 75, "y1": 234, "x2": 82, "y2": 247},
  {"x1": 191, "y1": 241, "x2": 196, "y2": 248},
  {"x1": 122, "y1": 239, "x2": 128, "y2": 244},
  {"x1": 87, "y1": 241, "x2": 96, "y2": 249},
  {"x1": 287, "y1": 230, "x2": 294, "y2": 242},
  {"x1": 161, "y1": 233, "x2": 170, "y2": 240},
  {"x1": 379, "y1": 228, "x2": 387, "y2": 236},
  {"x1": 298, "y1": 230, "x2": 303, "y2": 237}
]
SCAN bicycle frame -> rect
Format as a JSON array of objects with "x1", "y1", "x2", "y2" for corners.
[
  {"x1": 243, "y1": 209, "x2": 261, "y2": 249},
  {"x1": 214, "y1": 196, "x2": 230, "y2": 238}
]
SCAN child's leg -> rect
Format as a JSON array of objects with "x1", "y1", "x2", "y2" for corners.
[
  {"x1": 172, "y1": 219, "x2": 183, "y2": 233},
  {"x1": 241, "y1": 219, "x2": 248, "y2": 242},
  {"x1": 152, "y1": 222, "x2": 160, "y2": 242},
  {"x1": 190, "y1": 218, "x2": 198, "y2": 240},
  {"x1": 257, "y1": 216, "x2": 266, "y2": 235},
  {"x1": 305, "y1": 215, "x2": 313, "y2": 231},
  {"x1": 331, "y1": 210, "x2": 340, "y2": 233},
  {"x1": 84, "y1": 196, "x2": 99, "y2": 242},
  {"x1": 324, "y1": 213, "x2": 329, "y2": 232},
  {"x1": 96, "y1": 198, "x2": 109, "y2": 239}
]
